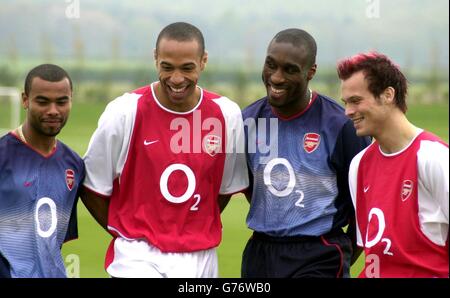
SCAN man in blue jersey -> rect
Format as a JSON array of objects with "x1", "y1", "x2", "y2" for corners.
[
  {"x1": 241, "y1": 29, "x2": 371, "y2": 277},
  {"x1": 0, "y1": 64, "x2": 84, "y2": 278}
]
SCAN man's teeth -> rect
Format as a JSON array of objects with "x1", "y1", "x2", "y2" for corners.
[
  {"x1": 171, "y1": 86, "x2": 185, "y2": 92},
  {"x1": 271, "y1": 86, "x2": 284, "y2": 94}
]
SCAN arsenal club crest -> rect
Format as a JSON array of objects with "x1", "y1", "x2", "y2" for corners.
[
  {"x1": 401, "y1": 180, "x2": 413, "y2": 201},
  {"x1": 203, "y1": 134, "x2": 221, "y2": 157},
  {"x1": 303, "y1": 133, "x2": 321, "y2": 153},
  {"x1": 65, "y1": 169, "x2": 75, "y2": 191}
]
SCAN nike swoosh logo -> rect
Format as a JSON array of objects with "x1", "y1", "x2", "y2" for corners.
[
  {"x1": 144, "y1": 140, "x2": 159, "y2": 146},
  {"x1": 363, "y1": 186, "x2": 370, "y2": 193}
]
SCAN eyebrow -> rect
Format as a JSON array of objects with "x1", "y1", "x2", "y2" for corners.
[
  {"x1": 160, "y1": 61, "x2": 196, "y2": 67},
  {"x1": 35, "y1": 95, "x2": 70, "y2": 101},
  {"x1": 266, "y1": 56, "x2": 300, "y2": 69},
  {"x1": 342, "y1": 95, "x2": 362, "y2": 103}
]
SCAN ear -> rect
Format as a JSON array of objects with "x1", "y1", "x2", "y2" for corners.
[
  {"x1": 307, "y1": 64, "x2": 317, "y2": 81},
  {"x1": 200, "y1": 51, "x2": 208, "y2": 71},
  {"x1": 21, "y1": 92, "x2": 29, "y2": 109},
  {"x1": 382, "y1": 86, "x2": 395, "y2": 104}
]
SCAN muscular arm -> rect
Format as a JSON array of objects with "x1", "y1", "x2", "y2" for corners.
[{"x1": 80, "y1": 187, "x2": 110, "y2": 231}]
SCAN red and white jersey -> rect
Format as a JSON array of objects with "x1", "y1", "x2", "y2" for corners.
[
  {"x1": 83, "y1": 83, "x2": 248, "y2": 256},
  {"x1": 349, "y1": 130, "x2": 449, "y2": 278}
]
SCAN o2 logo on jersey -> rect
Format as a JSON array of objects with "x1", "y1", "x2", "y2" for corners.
[
  {"x1": 401, "y1": 180, "x2": 413, "y2": 202},
  {"x1": 65, "y1": 169, "x2": 75, "y2": 191},
  {"x1": 263, "y1": 158, "x2": 305, "y2": 208},
  {"x1": 35, "y1": 197, "x2": 57, "y2": 238},
  {"x1": 303, "y1": 133, "x2": 320, "y2": 153},
  {"x1": 364, "y1": 207, "x2": 394, "y2": 277},
  {"x1": 160, "y1": 164, "x2": 201, "y2": 211},
  {"x1": 203, "y1": 134, "x2": 221, "y2": 157}
]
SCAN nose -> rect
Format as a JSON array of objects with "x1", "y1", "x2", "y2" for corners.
[
  {"x1": 47, "y1": 102, "x2": 59, "y2": 116},
  {"x1": 344, "y1": 104, "x2": 354, "y2": 118},
  {"x1": 170, "y1": 70, "x2": 184, "y2": 85},
  {"x1": 270, "y1": 68, "x2": 285, "y2": 85}
]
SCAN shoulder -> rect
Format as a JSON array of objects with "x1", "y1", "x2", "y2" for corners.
[
  {"x1": 0, "y1": 134, "x2": 17, "y2": 161},
  {"x1": 314, "y1": 93, "x2": 348, "y2": 123},
  {"x1": 203, "y1": 88, "x2": 242, "y2": 117},
  {"x1": 105, "y1": 87, "x2": 147, "y2": 113},
  {"x1": 417, "y1": 131, "x2": 448, "y2": 168},
  {"x1": 350, "y1": 142, "x2": 376, "y2": 170},
  {"x1": 312, "y1": 93, "x2": 361, "y2": 144},
  {"x1": 307, "y1": 93, "x2": 350, "y2": 139},
  {"x1": 315, "y1": 93, "x2": 345, "y2": 112},
  {"x1": 0, "y1": 133, "x2": 12, "y2": 148},
  {"x1": 242, "y1": 97, "x2": 268, "y2": 119},
  {"x1": 58, "y1": 141, "x2": 82, "y2": 158},
  {"x1": 98, "y1": 86, "x2": 149, "y2": 127},
  {"x1": 418, "y1": 131, "x2": 448, "y2": 148},
  {"x1": 58, "y1": 141, "x2": 85, "y2": 172}
]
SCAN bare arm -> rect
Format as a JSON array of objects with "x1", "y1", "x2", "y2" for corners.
[{"x1": 80, "y1": 187, "x2": 110, "y2": 231}]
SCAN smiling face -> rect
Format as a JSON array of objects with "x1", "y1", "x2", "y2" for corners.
[
  {"x1": 262, "y1": 40, "x2": 316, "y2": 116},
  {"x1": 341, "y1": 71, "x2": 390, "y2": 138},
  {"x1": 154, "y1": 38, "x2": 207, "y2": 112},
  {"x1": 23, "y1": 77, "x2": 72, "y2": 137}
]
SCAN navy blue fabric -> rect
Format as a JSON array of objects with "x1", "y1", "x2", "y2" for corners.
[
  {"x1": 0, "y1": 133, "x2": 84, "y2": 277},
  {"x1": 241, "y1": 230, "x2": 353, "y2": 278},
  {"x1": 242, "y1": 94, "x2": 371, "y2": 236}
]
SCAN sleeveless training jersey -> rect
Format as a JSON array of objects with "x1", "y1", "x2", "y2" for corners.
[
  {"x1": 349, "y1": 130, "x2": 449, "y2": 277},
  {"x1": 0, "y1": 133, "x2": 84, "y2": 278},
  {"x1": 83, "y1": 83, "x2": 248, "y2": 264},
  {"x1": 243, "y1": 92, "x2": 371, "y2": 236}
]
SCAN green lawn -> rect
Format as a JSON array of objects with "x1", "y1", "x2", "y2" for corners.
[{"x1": 47, "y1": 101, "x2": 448, "y2": 277}]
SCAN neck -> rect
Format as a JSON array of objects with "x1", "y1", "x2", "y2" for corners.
[
  {"x1": 375, "y1": 112, "x2": 418, "y2": 154},
  {"x1": 18, "y1": 123, "x2": 57, "y2": 156},
  {"x1": 274, "y1": 88, "x2": 312, "y2": 118},
  {"x1": 155, "y1": 82, "x2": 200, "y2": 112}
]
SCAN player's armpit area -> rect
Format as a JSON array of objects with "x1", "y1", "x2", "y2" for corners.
[
  {"x1": 80, "y1": 186, "x2": 110, "y2": 232},
  {"x1": 218, "y1": 194, "x2": 232, "y2": 213},
  {"x1": 243, "y1": 188, "x2": 252, "y2": 203}
]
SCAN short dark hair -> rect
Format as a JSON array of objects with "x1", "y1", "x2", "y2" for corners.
[
  {"x1": 24, "y1": 64, "x2": 73, "y2": 95},
  {"x1": 337, "y1": 52, "x2": 408, "y2": 113},
  {"x1": 272, "y1": 28, "x2": 317, "y2": 67},
  {"x1": 156, "y1": 22, "x2": 205, "y2": 55}
]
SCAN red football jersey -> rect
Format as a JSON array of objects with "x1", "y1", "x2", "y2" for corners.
[
  {"x1": 83, "y1": 84, "x2": 248, "y2": 261},
  {"x1": 349, "y1": 131, "x2": 449, "y2": 278}
]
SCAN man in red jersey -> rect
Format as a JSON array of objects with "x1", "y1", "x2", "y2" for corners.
[
  {"x1": 81, "y1": 22, "x2": 248, "y2": 277},
  {"x1": 338, "y1": 52, "x2": 448, "y2": 277}
]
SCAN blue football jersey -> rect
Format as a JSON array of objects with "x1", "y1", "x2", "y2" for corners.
[
  {"x1": 0, "y1": 133, "x2": 84, "y2": 277},
  {"x1": 243, "y1": 92, "x2": 371, "y2": 237}
]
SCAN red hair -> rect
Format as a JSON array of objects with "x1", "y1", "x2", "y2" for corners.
[{"x1": 337, "y1": 52, "x2": 408, "y2": 113}]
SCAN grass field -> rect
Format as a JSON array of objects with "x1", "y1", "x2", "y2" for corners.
[{"x1": 2, "y1": 99, "x2": 447, "y2": 278}]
